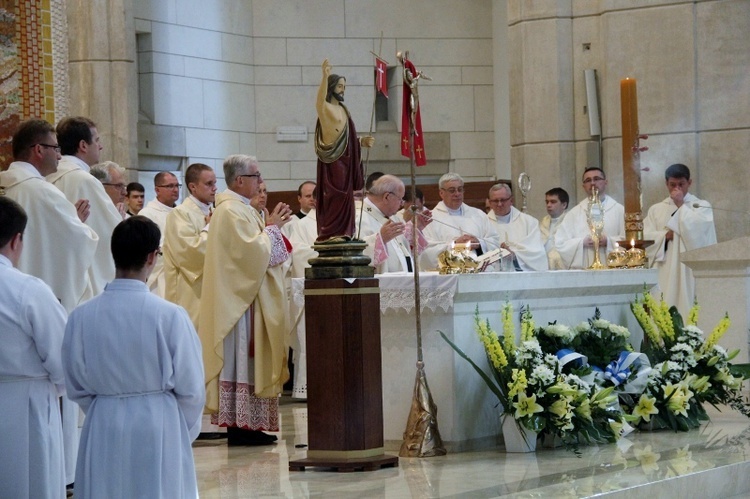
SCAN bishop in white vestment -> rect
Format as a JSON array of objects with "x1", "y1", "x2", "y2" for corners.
[{"x1": 421, "y1": 173, "x2": 499, "y2": 271}]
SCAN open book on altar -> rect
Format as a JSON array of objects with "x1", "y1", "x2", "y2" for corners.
[{"x1": 477, "y1": 247, "x2": 510, "y2": 272}]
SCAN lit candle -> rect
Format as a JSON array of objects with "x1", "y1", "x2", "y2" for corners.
[{"x1": 630, "y1": 238, "x2": 635, "y2": 249}]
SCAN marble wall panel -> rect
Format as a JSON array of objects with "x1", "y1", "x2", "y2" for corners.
[
  {"x1": 137, "y1": 123, "x2": 187, "y2": 157},
  {"x1": 698, "y1": 129, "x2": 750, "y2": 242},
  {"x1": 600, "y1": 0, "x2": 692, "y2": 12},
  {"x1": 511, "y1": 0, "x2": 573, "y2": 21},
  {"x1": 257, "y1": 160, "x2": 291, "y2": 180},
  {"x1": 254, "y1": 66, "x2": 302, "y2": 86},
  {"x1": 146, "y1": 52, "x2": 186, "y2": 76},
  {"x1": 286, "y1": 38, "x2": 380, "y2": 67},
  {"x1": 515, "y1": 18, "x2": 575, "y2": 144},
  {"x1": 251, "y1": 0, "x2": 345, "y2": 38},
  {"x1": 253, "y1": 38, "x2": 288, "y2": 66},
  {"x1": 255, "y1": 132, "x2": 315, "y2": 162},
  {"x1": 253, "y1": 86, "x2": 318, "y2": 133},
  {"x1": 148, "y1": 73, "x2": 204, "y2": 128},
  {"x1": 450, "y1": 132, "x2": 494, "y2": 159},
  {"x1": 176, "y1": 0, "x2": 253, "y2": 36},
  {"x1": 202, "y1": 80, "x2": 255, "y2": 132},
  {"x1": 222, "y1": 33, "x2": 254, "y2": 65},
  {"x1": 389, "y1": 39, "x2": 492, "y2": 68},
  {"x1": 150, "y1": 22, "x2": 223, "y2": 60},
  {"x1": 69, "y1": 0, "x2": 134, "y2": 61},
  {"x1": 462, "y1": 66, "x2": 493, "y2": 86},
  {"x1": 600, "y1": 5, "x2": 695, "y2": 137},
  {"x1": 239, "y1": 132, "x2": 257, "y2": 155},
  {"x1": 185, "y1": 127, "x2": 241, "y2": 158},
  {"x1": 452, "y1": 158, "x2": 494, "y2": 180},
  {"x1": 507, "y1": 22, "x2": 524, "y2": 145},
  {"x1": 134, "y1": 0, "x2": 177, "y2": 24},
  {"x1": 184, "y1": 58, "x2": 254, "y2": 85},
  {"x1": 344, "y1": 0, "x2": 492, "y2": 39},
  {"x1": 419, "y1": 85, "x2": 476, "y2": 133},
  {"x1": 288, "y1": 161, "x2": 317, "y2": 182},
  {"x1": 696, "y1": 0, "x2": 750, "y2": 130},
  {"x1": 474, "y1": 85, "x2": 495, "y2": 132},
  {"x1": 600, "y1": 137, "x2": 625, "y2": 205}
]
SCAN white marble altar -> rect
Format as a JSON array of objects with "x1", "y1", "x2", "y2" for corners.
[{"x1": 297, "y1": 268, "x2": 658, "y2": 451}]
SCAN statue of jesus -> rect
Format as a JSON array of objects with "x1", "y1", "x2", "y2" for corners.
[{"x1": 314, "y1": 59, "x2": 374, "y2": 242}]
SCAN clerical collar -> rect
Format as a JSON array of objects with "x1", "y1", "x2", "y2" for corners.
[
  {"x1": 446, "y1": 205, "x2": 463, "y2": 216},
  {"x1": 494, "y1": 212, "x2": 512, "y2": 224},
  {"x1": 62, "y1": 155, "x2": 90, "y2": 172},
  {"x1": 189, "y1": 195, "x2": 211, "y2": 216}
]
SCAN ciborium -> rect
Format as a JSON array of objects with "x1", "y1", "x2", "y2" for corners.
[{"x1": 587, "y1": 187, "x2": 605, "y2": 270}]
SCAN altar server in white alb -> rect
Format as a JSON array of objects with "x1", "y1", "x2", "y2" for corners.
[
  {"x1": 0, "y1": 119, "x2": 99, "y2": 489},
  {"x1": 139, "y1": 171, "x2": 181, "y2": 296},
  {"x1": 356, "y1": 174, "x2": 431, "y2": 273},
  {"x1": 46, "y1": 116, "x2": 120, "y2": 296},
  {"x1": 486, "y1": 182, "x2": 548, "y2": 271},
  {"x1": 554, "y1": 167, "x2": 625, "y2": 269},
  {"x1": 644, "y1": 163, "x2": 716, "y2": 315},
  {"x1": 421, "y1": 172, "x2": 500, "y2": 270},
  {"x1": 0, "y1": 197, "x2": 67, "y2": 499},
  {"x1": 63, "y1": 216, "x2": 205, "y2": 498},
  {"x1": 539, "y1": 187, "x2": 569, "y2": 270}
]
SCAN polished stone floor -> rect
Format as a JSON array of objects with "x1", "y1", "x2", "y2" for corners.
[{"x1": 193, "y1": 400, "x2": 750, "y2": 498}]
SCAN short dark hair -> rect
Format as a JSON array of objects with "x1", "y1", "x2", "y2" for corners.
[
  {"x1": 184, "y1": 163, "x2": 212, "y2": 193},
  {"x1": 545, "y1": 187, "x2": 569, "y2": 206},
  {"x1": 154, "y1": 171, "x2": 177, "y2": 187},
  {"x1": 126, "y1": 182, "x2": 145, "y2": 195},
  {"x1": 111, "y1": 216, "x2": 161, "y2": 271},
  {"x1": 326, "y1": 74, "x2": 345, "y2": 101},
  {"x1": 0, "y1": 197, "x2": 28, "y2": 248},
  {"x1": 582, "y1": 166, "x2": 606, "y2": 180},
  {"x1": 12, "y1": 119, "x2": 55, "y2": 160},
  {"x1": 664, "y1": 163, "x2": 690, "y2": 181},
  {"x1": 56, "y1": 116, "x2": 97, "y2": 156},
  {"x1": 365, "y1": 171, "x2": 385, "y2": 192},
  {"x1": 297, "y1": 181, "x2": 316, "y2": 197},
  {"x1": 403, "y1": 187, "x2": 424, "y2": 203}
]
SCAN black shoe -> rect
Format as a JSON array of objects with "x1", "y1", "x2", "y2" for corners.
[
  {"x1": 197, "y1": 432, "x2": 227, "y2": 440},
  {"x1": 227, "y1": 427, "x2": 278, "y2": 446}
]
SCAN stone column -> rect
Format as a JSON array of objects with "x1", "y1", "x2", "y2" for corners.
[{"x1": 66, "y1": 0, "x2": 137, "y2": 173}]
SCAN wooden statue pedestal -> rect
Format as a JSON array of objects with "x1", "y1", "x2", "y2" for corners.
[{"x1": 289, "y1": 278, "x2": 399, "y2": 472}]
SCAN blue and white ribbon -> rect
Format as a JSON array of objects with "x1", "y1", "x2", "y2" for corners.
[
  {"x1": 603, "y1": 351, "x2": 652, "y2": 393},
  {"x1": 556, "y1": 348, "x2": 587, "y2": 369}
]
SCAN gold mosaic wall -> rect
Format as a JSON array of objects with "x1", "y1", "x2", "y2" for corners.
[{"x1": 0, "y1": 0, "x2": 67, "y2": 168}]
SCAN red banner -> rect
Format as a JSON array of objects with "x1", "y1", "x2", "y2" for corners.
[{"x1": 375, "y1": 57, "x2": 388, "y2": 97}]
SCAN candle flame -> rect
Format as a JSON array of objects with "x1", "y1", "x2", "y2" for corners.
[{"x1": 630, "y1": 239, "x2": 635, "y2": 248}]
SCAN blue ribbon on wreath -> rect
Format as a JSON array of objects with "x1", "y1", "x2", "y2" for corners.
[
  {"x1": 603, "y1": 351, "x2": 652, "y2": 393},
  {"x1": 556, "y1": 348, "x2": 587, "y2": 369}
]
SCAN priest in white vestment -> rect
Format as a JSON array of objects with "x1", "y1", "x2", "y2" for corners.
[
  {"x1": 539, "y1": 187, "x2": 569, "y2": 270},
  {"x1": 555, "y1": 167, "x2": 625, "y2": 269},
  {"x1": 356, "y1": 174, "x2": 430, "y2": 274},
  {"x1": 46, "y1": 116, "x2": 119, "y2": 296},
  {"x1": 90, "y1": 160, "x2": 128, "y2": 219},
  {"x1": 0, "y1": 120, "x2": 99, "y2": 487},
  {"x1": 644, "y1": 163, "x2": 717, "y2": 315},
  {"x1": 163, "y1": 163, "x2": 216, "y2": 329},
  {"x1": 0, "y1": 197, "x2": 66, "y2": 499},
  {"x1": 284, "y1": 208, "x2": 319, "y2": 400},
  {"x1": 421, "y1": 173, "x2": 500, "y2": 270},
  {"x1": 63, "y1": 216, "x2": 205, "y2": 499},
  {"x1": 486, "y1": 183, "x2": 548, "y2": 271},
  {"x1": 199, "y1": 155, "x2": 293, "y2": 446},
  {"x1": 139, "y1": 171, "x2": 180, "y2": 297}
]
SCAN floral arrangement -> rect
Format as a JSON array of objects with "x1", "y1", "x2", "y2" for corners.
[
  {"x1": 440, "y1": 304, "x2": 624, "y2": 451},
  {"x1": 624, "y1": 292, "x2": 750, "y2": 431}
]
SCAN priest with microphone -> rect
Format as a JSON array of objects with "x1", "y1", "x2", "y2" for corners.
[{"x1": 643, "y1": 163, "x2": 716, "y2": 315}]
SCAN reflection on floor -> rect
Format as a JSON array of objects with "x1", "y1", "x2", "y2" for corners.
[{"x1": 194, "y1": 399, "x2": 750, "y2": 498}]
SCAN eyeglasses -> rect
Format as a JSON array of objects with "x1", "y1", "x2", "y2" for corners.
[
  {"x1": 156, "y1": 183, "x2": 182, "y2": 189},
  {"x1": 489, "y1": 197, "x2": 512, "y2": 204},
  {"x1": 103, "y1": 183, "x2": 127, "y2": 191},
  {"x1": 583, "y1": 176, "x2": 605, "y2": 184},
  {"x1": 386, "y1": 192, "x2": 405, "y2": 205},
  {"x1": 35, "y1": 143, "x2": 61, "y2": 152},
  {"x1": 238, "y1": 173, "x2": 262, "y2": 180},
  {"x1": 441, "y1": 187, "x2": 464, "y2": 194}
]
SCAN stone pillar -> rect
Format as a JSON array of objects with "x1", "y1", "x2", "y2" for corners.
[
  {"x1": 66, "y1": 0, "x2": 137, "y2": 173},
  {"x1": 507, "y1": 1, "x2": 576, "y2": 221}
]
